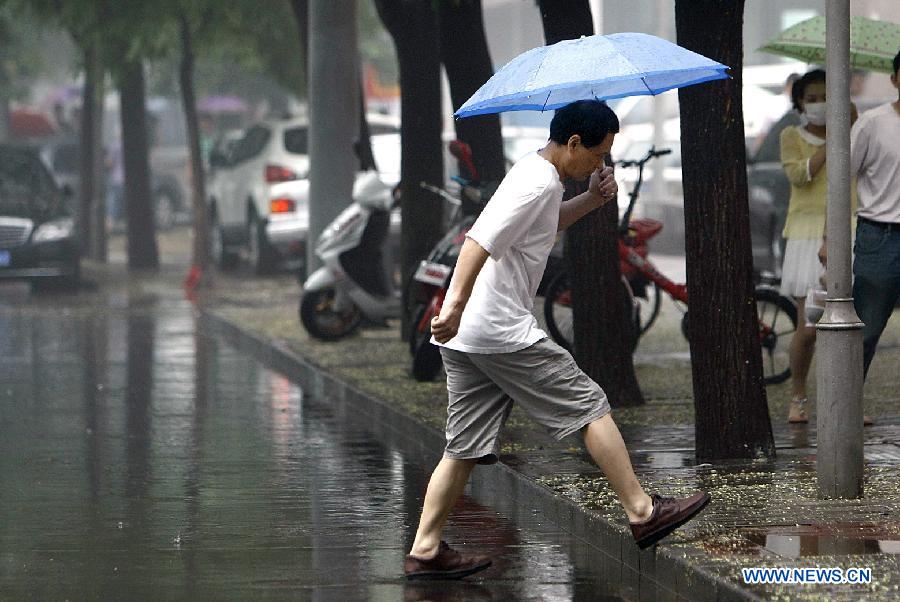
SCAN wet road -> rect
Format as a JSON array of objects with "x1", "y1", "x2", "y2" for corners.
[{"x1": 0, "y1": 283, "x2": 622, "y2": 601}]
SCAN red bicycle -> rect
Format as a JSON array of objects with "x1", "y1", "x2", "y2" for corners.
[{"x1": 543, "y1": 147, "x2": 798, "y2": 385}]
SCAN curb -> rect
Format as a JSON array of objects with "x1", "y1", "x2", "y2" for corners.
[{"x1": 200, "y1": 309, "x2": 762, "y2": 602}]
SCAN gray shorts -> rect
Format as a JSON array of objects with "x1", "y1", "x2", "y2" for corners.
[{"x1": 440, "y1": 338, "x2": 611, "y2": 465}]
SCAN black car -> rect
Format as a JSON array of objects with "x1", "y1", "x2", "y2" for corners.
[{"x1": 0, "y1": 145, "x2": 80, "y2": 288}]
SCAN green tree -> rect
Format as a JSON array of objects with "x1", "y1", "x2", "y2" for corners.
[
  {"x1": 674, "y1": 0, "x2": 774, "y2": 461},
  {"x1": 9, "y1": 0, "x2": 109, "y2": 259}
]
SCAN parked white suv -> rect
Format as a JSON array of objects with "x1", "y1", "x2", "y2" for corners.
[
  {"x1": 207, "y1": 117, "x2": 311, "y2": 273},
  {"x1": 207, "y1": 114, "x2": 400, "y2": 274}
]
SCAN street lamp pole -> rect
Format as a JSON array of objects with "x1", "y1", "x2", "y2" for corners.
[{"x1": 816, "y1": 0, "x2": 864, "y2": 499}]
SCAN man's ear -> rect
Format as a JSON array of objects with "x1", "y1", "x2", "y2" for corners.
[
  {"x1": 567, "y1": 134, "x2": 581, "y2": 150},
  {"x1": 892, "y1": 72, "x2": 899, "y2": 89}
]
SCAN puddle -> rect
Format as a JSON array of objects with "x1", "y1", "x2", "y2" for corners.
[{"x1": 743, "y1": 524, "x2": 900, "y2": 557}]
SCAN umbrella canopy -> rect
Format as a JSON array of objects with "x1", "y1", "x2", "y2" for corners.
[
  {"x1": 198, "y1": 95, "x2": 249, "y2": 113},
  {"x1": 759, "y1": 16, "x2": 900, "y2": 74},
  {"x1": 455, "y1": 32, "x2": 729, "y2": 119}
]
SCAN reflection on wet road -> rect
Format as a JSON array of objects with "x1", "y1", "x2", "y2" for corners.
[{"x1": 0, "y1": 289, "x2": 621, "y2": 600}]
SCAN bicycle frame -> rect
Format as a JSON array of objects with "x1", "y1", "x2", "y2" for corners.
[
  {"x1": 615, "y1": 147, "x2": 687, "y2": 303},
  {"x1": 618, "y1": 243, "x2": 687, "y2": 303}
]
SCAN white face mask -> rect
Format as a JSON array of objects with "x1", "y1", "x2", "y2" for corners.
[{"x1": 804, "y1": 102, "x2": 827, "y2": 126}]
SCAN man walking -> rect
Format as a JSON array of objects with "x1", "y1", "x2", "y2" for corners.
[
  {"x1": 403, "y1": 100, "x2": 710, "y2": 580},
  {"x1": 846, "y1": 50, "x2": 900, "y2": 378}
]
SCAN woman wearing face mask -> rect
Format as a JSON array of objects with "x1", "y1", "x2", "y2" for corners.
[{"x1": 779, "y1": 68, "x2": 863, "y2": 424}]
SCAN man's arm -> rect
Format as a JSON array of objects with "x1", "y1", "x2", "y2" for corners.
[
  {"x1": 431, "y1": 237, "x2": 490, "y2": 343},
  {"x1": 558, "y1": 166, "x2": 618, "y2": 231}
]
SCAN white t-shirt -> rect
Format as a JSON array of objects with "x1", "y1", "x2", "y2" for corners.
[
  {"x1": 436, "y1": 152, "x2": 564, "y2": 354},
  {"x1": 850, "y1": 102, "x2": 900, "y2": 223}
]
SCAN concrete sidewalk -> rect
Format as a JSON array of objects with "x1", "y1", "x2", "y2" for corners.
[{"x1": 193, "y1": 263, "x2": 899, "y2": 602}]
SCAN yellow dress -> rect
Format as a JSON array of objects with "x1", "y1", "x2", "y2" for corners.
[{"x1": 778, "y1": 126, "x2": 857, "y2": 297}]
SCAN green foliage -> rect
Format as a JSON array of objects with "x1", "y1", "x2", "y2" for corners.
[
  {"x1": 0, "y1": 4, "x2": 52, "y2": 102},
  {"x1": 209, "y1": 0, "x2": 305, "y2": 97},
  {"x1": 359, "y1": 0, "x2": 397, "y2": 86},
  {"x1": 4, "y1": 0, "x2": 395, "y2": 108}
]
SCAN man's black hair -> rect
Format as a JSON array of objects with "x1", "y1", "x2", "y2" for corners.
[
  {"x1": 549, "y1": 100, "x2": 619, "y2": 148},
  {"x1": 790, "y1": 69, "x2": 826, "y2": 112},
  {"x1": 893, "y1": 48, "x2": 899, "y2": 76}
]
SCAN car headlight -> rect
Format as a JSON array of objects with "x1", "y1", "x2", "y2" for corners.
[{"x1": 32, "y1": 218, "x2": 74, "y2": 242}]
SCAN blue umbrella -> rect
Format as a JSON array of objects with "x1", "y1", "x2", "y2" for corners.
[{"x1": 455, "y1": 32, "x2": 730, "y2": 118}]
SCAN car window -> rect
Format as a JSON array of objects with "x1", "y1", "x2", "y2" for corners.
[
  {"x1": 370, "y1": 133, "x2": 400, "y2": 178},
  {"x1": 0, "y1": 149, "x2": 64, "y2": 218},
  {"x1": 233, "y1": 126, "x2": 271, "y2": 163},
  {"x1": 53, "y1": 144, "x2": 79, "y2": 174},
  {"x1": 283, "y1": 127, "x2": 308, "y2": 155},
  {"x1": 369, "y1": 123, "x2": 399, "y2": 136}
]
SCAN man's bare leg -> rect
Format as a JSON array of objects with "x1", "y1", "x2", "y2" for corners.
[
  {"x1": 582, "y1": 414, "x2": 654, "y2": 523},
  {"x1": 409, "y1": 457, "x2": 478, "y2": 557}
]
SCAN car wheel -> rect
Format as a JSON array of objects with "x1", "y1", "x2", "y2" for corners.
[
  {"x1": 210, "y1": 210, "x2": 238, "y2": 270},
  {"x1": 247, "y1": 210, "x2": 276, "y2": 275}
]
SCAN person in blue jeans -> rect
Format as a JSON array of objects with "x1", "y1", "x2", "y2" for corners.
[{"x1": 824, "y1": 50, "x2": 900, "y2": 377}]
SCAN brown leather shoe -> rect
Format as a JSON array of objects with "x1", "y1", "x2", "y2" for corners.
[
  {"x1": 404, "y1": 541, "x2": 492, "y2": 580},
  {"x1": 630, "y1": 492, "x2": 711, "y2": 549}
]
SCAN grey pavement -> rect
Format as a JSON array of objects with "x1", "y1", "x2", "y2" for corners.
[{"x1": 0, "y1": 273, "x2": 624, "y2": 601}]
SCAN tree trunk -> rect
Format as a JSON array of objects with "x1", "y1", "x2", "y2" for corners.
[
  {"x1": 119, "y1": 59, "x2": 159, "y2": 270},
  {"x1": 179, "y1": 15, "x2": 211, "y2": 287},
  {"x1": 374, "y1": 0, "x2": 444, "y2": 329},
  {"x1": 357, "y1": 86, "x2": 376, "y2": 171},
  {"x1": 0, "y1": 100, "x2": 8, "y2": 142},
  {"x1": 289, "y1": 0, "x2": 309, "y2": 97},
  {"x1": 538, "y1": 0, "x2": 644, "y2": 407},
  {"x1": 674, "y1": 0, "x2": 775, "y2": 461},
  {"x1": 438, "y1": 0, "x2": 505, "y2": 183},
  {"x1": 79, "y1": 40, "x2": 107, "y2": 261}
]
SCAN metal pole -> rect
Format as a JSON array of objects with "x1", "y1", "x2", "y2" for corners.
[
  {"x1": 307, "y1": 0, "x2": 360, "y2": 274},
  {"x1": 589, "y1": 0, "x2": 604, "y2": 34},
  {"x1": 816, "y1": 0, "x2": 864, "y2": 499}
]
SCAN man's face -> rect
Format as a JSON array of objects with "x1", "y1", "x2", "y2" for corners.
[
  {"x1": 891, "y1": 69, "x2": 899, "y2": 96},
  {"x1": 565, "y1": 132, "x2": 615, "y2": 180}
]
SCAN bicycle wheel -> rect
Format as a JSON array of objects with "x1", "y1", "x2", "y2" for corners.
[
  {"x1": 543, "y1": 271, "x2": 574, "y2": 352},
  {"x1": 543, "y1": 272, "x2": 638, "y2": 353},
  {"x1": 631, "y1": 279, "x2": 662, "y2": 336},
  {"x1": 755, "y1": 286, "x2": 797, "y2": 385}
]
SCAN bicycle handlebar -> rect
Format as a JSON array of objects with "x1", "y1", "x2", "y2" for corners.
[
  {"x1": 616, "y1": 146, "x2": 671, "y2": 235},
  {"x1": 616, "y1": 147, "x2": 672, "y2": 169},
  {"x1": 419, "y1": 181, "x2": 462, "y2": 206}
]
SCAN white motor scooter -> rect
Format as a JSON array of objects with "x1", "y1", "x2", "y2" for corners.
[{"x1": 299, "y1": 171, "x2": 401, "y2": 340}]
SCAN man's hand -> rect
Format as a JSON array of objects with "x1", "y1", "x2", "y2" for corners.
[
  {"x1": 589, "y1": 165, "x2": 617, "y2": 206},
  {"x1": 818, "y1": 239, "x2": 827, "y2": 267},
  {"x1": 431, "y1": 302, "x2": 463, "y2": 343}
]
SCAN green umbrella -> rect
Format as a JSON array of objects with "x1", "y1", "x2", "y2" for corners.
[{"x1": 759, "y1": 15, "x2": 900, "y2": 74}]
